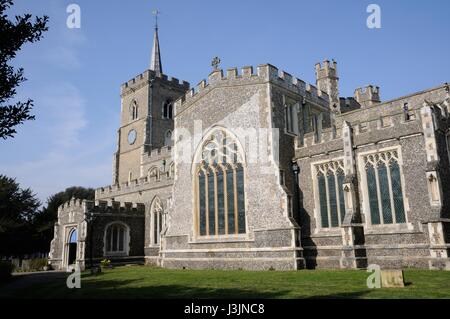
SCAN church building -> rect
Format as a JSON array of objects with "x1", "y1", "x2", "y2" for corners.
[{"x1": 49, "y1": 22, "x2": 450, "y2": 271}]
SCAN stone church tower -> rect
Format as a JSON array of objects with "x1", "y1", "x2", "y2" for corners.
[{"x1": 113, "y1": 23, "x2": 189, "y2": 184}]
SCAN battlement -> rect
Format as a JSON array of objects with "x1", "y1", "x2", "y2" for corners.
[
  {"x1": 57, "y1": 198, "x2": 145, "y2": 215},
  {"x1": 141, "y1": 145, "x2": 172, "y2": 164},
  {"x1": 95, "y1": 168, "x2": 173, "y2": 199},
  {"x1": 174, "y1": 64, "x2": 329, "y2": 114},
  {"x1": 121, "y1": 69, "x2": 190, "y2": 96},
  {"x1": 315, "y1": 60, "x2": 338, "y2": 79},
  {"x1": 354, "y1": 85, "x2": 381, "y2": 107}
]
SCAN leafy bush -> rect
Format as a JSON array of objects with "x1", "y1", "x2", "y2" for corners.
[
  {"x1": 100, "y1": 259, "x2": 111, "y2": 268},
  {"x1": 0, "y1": 262, "x2": 14, "y2": 282}
]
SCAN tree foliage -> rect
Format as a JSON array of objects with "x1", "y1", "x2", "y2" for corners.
[
  {"x1": 0, "y1": 0, "x2": 49, "y2": 139},
  {"x1": 0, "y1": 175, "x2": 94, "y2": 256},
  {"x1": 0, "y1": 174, "x2": 40, "y2": 233}
]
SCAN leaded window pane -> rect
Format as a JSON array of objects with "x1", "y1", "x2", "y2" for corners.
[
  {"x1": 112, "y1": 226, "x2": 118, "y2": 251},
  {"x1": 327, "y1": 173, "x2": 339, "y2": 227},
  {"x1": 154, "y1": 212, "x2": 158, "y2": 244},
  {"x1": 207, "y1": 171, "x2": 216, "y2": 235},
  {"x1": 217, "y1": 168, "x2": 225, "y2": 235},
  {"x1": 318, "y1": 173, "x2": 329, "y2": 228},
  {"x1": 378, "y1": 163, "x2": 393, "y2": 224},
  {"x1": 337, "y1": 172, "x2": 346, "y2": 223},
  {"x1": 226, "y1": 169, "x2": 235, "y2": 234},
  {"x1": 390, "y1": 161, "x2": 406, "y2": 223},
  {"x1": 106, "y1": 228, "x2": 111, "y2": 251},
  {"x1": 367, "y1": 164, "x2": 381, "y2": 225},
  {"x1": 199, "y1": 172, "x2": 206, "y2": 236},
  {"x1": 236, "y1": 167, "x2": 246, "y2": 234},
  {"x1": 119, "y1": 228, "x2": 124, "y2": 251}
]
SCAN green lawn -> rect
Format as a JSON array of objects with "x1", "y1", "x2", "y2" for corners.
[{"x1": 3, "y1": 265, "x2": 450, "y2": 299}]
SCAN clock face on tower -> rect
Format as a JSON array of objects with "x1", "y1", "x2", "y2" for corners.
[{"x1": 128, "y1": 129, "x2": 137, "y2": 145}]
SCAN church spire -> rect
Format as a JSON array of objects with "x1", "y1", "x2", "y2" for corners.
[{"x1": 150, "y1": 10, "x2": 162, "y2": 75}]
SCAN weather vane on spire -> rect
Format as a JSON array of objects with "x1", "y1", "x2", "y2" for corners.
[{"x1": 152, "y1": 9, "x2": 160, "y2": 30}]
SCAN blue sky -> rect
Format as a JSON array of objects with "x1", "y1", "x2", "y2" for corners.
[{"x1": 1, "y1": 0, "x2": 449, "y2": 204}]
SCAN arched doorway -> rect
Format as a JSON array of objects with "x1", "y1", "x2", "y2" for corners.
[{"x1": 67, "y1": 228, "x2": 77, "y2": 266}]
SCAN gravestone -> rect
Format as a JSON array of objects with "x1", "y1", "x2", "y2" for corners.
[{"x1": 381, "y1": 270, "x2": 405, "y2": 288}]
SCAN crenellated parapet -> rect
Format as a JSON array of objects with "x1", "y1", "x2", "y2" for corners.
[
  {"x1": 121, "y1": 69, "x2": 190, "y2": 97},
  {"x1": 57, "y1": 197, "x2": 84, "y2": 215},
  {"x1": 58, "y1": 198, "x2": 145, "y2": 216},
  {"x1": 95, "y1": 167, "x2": 174, "y2": 200},
  {"x1": 354, "y1": 85, "x2": 381, "y2": 108},
  {"x1": 296, "y1": 84, "x2": 449, "y2": 158},
  {"x1": 174, "y1": 64, "x2": 330, "y2": 115},
  {"x1": 141, "y1": 145, "x2": 172, "y2": 164}
]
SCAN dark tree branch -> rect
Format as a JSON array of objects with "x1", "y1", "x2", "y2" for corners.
[{"x1": 0, "y1": 0, "x2": 49, "y2": 139}]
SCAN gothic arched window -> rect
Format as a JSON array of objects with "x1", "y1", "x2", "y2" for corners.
[
  {"x1": 130, "y1": 100, "x2": 139, "y2": 121},
  {"x1": 164, "y1": 130, "x2": 173, "y2": 146},
  {"x1": 315, "y1": 160, "x2": 346, "y2": 228},
  {"x1": 150, "y1": 197, "x2": 164, "y2": 245},
  {"x1": 195, "y1": 129, "x2": 246, "y2": 237},
  {"x1": 163, "y1": 100, "x2": 173, "y2": 119},
  {"x1": 104, "y1": 222, "x2": 130, "y2": 256},
  {"x1": 363, "y1": 150, "x2": 406, "y2": 225}
]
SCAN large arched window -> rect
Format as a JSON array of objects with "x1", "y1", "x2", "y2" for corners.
[
  {"x1": 363, "y1": 150, "x2": 406, "y2": 225},
  {"x1": 195, "y1": 129, "x2": 246, "y2": 237},
  {"x1": 315, "y1": 160, "x2": 346, "y2": 228},
  {"x1": 104, "y1": 222, "x2": 130, "y2": 256},
  {"x1": 130, "y1": 100, "x2": 139, "y2": 121},
  {"x1": 150, "y1": 197, "x2": 164, "y2": 245}
]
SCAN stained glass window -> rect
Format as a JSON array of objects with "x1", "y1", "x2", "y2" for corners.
[
  {"x1": 363, "y1": 150, "x2": 407, "y2": 225},
  {"x1": 328, "y1": 173, "x2": 339, "y2": 227},
  {"x1": 217, "y1": 168, "x2": 225, "y2": 235},
  {"x1": 105, "y1": 223, "x2": 128, "y2": 254},
  {"x1": 150, "y1": 197, "x2": 164, "y2": 245},
  {"x1": 367, "y1": 164, "x2": 380, "y2": 225},
  {"x1": 390, "y1": 162, "x2": 406, "y2": 223},
  {"x1": 207, "y1": 169, "x2": 216, "y2": 236},
  {"x1": 199, "y1": 172, "x2": 206, "y2": 236},
  {"x1": 315, "y1": 160, "x2": 345, "y2": 228},
  {"x1": 236, "y1": 166, "x2": 246, "y2": 234},
  {"x1": 196, "y1": 130, "x2": 246, "y2": 237},
  {"x1": 318, "y1": 173, "x2": 328, "y2": 228},
  {"x1": 226, "y1": 168, "x2": 235, "y2": 234},
  {"x1": 337, "y1": 171, "x2": 346, "y2": 223}
]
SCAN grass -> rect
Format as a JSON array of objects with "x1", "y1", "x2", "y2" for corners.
[{"x1": 2, "y1": 265, "x2": 450, "y2": 299}]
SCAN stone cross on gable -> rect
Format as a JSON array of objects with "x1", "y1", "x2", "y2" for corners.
[{"x1": 211, "y1": 56, "x2": 221, "y2": 71}]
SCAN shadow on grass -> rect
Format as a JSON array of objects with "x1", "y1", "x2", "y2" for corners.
[
  {"x1": 61, "y1": 278, "x2": 293, "y2": 299},
  {"x1": 305, "y1": 291, "x2": 371, "y2": 299}
]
